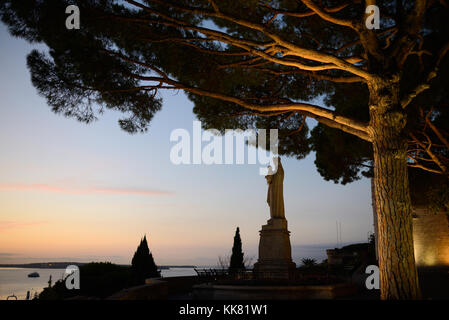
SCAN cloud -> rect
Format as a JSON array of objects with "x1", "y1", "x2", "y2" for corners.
[
  {"x1": 0, "y1": 253, "x2": 16, "y2": 256},
  {"x1": 0, "y1": 183, "x2": 173, "y2": 197},
  {"x1": 0, "y1": 221, "x2": 47, "y2": 232}
]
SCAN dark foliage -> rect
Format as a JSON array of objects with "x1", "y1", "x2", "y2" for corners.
[
  {"x1": 131, "y1": 235, "x2": 160, "y2": 284},
  {"x1": 1, "y1": 1, "x2": 447, "y2": 194},
  {"x1": 300, "y1": 258, "x2": 317, "y2": 268},
  {"x1": 39, "y1": 262, "x2": 132, "y2": 299}
]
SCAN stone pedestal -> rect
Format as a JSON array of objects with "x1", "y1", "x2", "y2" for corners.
[{"x1": 253, "y1": 218, "x2": 296, "y2": 279}]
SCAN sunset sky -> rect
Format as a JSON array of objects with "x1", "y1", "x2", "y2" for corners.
[{"x1": 0, "y1": 24, "x2": 373, "y2": 266}]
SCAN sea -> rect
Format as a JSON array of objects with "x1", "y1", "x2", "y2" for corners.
[{"x1": 0, "y1": 267, "x2": 197, "y2": 300}]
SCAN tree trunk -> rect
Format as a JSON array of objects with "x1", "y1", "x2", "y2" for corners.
[
  {"x1": 371, "y1": 178, "x2": 379, "y2": 260},
  {"x1": 369, "y1": 77, "x2": 421, "y2": 300}
]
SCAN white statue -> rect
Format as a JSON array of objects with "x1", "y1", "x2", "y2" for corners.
[{"x1": 265, "y1": 157, "x2": 285, "y2": 219}]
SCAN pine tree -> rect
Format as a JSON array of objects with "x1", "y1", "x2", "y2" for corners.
[
  {"x1": 131, "y1": 235, "x2": 160, "y2": 284},
  {"x1": 229, "y1": 227, "x2": 245, "y2": 272},
  {"x1": 4, "y1": 0, "x2": 449, "y2": 299}
]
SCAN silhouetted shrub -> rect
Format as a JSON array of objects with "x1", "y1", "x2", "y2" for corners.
[
  {"x1": 131, "y1": 235, "x2": 160, "y2": 285},
  {"x1": 39, "y1": 262, "x2": 132, "y2": 300}
]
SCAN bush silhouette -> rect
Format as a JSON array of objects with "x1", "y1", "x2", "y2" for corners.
[{"x1": 131, "y1": 235, "x2": 160, "y2": 284}]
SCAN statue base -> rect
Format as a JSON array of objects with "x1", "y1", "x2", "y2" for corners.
[{"x1": 253, "y1": 218, "x2": 296, "y2": 280}]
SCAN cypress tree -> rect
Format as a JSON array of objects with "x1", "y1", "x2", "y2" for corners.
[
  {"x1": 229, "y1": 227, "x2": 245, "y2": 271},
  {"x1": 131, "y1": 235, "x2": 160, "y2": 284}
]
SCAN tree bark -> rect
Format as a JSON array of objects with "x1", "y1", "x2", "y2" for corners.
[
  {"x1": 371, "y1": 178, "x2": 379, "y2": 261},
  {"x1": 368, "y1": 76, "x2": 421, "y2": 299}
]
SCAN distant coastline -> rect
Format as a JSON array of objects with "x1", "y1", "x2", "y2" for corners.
[{"x1": 0, "y1": 263, "x2": 196, "y2": 270}]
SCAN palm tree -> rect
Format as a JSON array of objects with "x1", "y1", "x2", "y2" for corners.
[{"x1": 301, "y1": 258, "x2": 317, "y2": 268}]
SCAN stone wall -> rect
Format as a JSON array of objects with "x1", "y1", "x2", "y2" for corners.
[
  {"x1": 105, "y1": 276, "x2": 201, "y2": 300},
  {"x1": 412, "y1": 207, "x2": 449, "y2": 267},
  {"x1": 106, "y1": 278, "x2": 168, "y2": 300}
]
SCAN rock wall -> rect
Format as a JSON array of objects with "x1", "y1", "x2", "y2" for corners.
[{"x1": 412, "y1": 207, "x2": 449, "y2": 267}]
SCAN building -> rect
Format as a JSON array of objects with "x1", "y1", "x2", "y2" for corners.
[{"x1": 412, "y1": 206, "x2": 449, "y2": 266}]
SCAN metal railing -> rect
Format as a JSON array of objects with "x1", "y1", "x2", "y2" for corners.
[
  {"x1": 194, "y1": 268, "x2": 344, "y2": 284},
  {"x1": 194, "y1": 268, "x2": 229, "y2": 279}
]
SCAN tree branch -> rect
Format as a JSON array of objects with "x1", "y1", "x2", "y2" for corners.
[
  {"x1": 300, "y1": 0, "x2": 356, "y2": 29},
  {"x1": 401, "y1": 41, "x2": 449, "y2": 108},
  {"x1": 125, "y1": 0, "x2": 373, "y2": 79},
  {"x1": 237, "y1": 66, "x2": 364, "y2": 83},
  {"x1": 410, "y1": 132, "x2": 448, "y2": 174},
  {"x1": 103, "y1": 48, "x2": 370, "y2": 141},
  {"x1": 392, "y1": 0, "x2": 428, "y2": 67},
  {"x1": 261, "y1": 2, "x2": 349, "y2": 19}
]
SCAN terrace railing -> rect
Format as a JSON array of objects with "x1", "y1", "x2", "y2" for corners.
[{"x1": 194, "y1": 268, "x2": 342, "y2": 284}]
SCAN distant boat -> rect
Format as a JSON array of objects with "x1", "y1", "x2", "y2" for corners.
[{"x1": 27, "y1": 272, "x2": 40, "y2": 278}]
